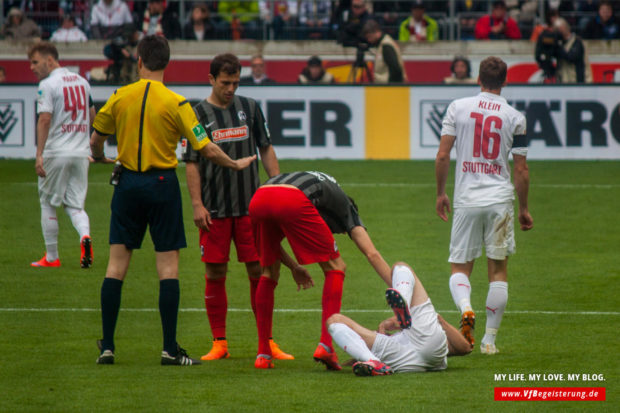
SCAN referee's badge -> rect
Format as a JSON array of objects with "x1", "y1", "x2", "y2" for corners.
[{"x1": 238, "y1": 110, "x2": 246, "y2": 122}]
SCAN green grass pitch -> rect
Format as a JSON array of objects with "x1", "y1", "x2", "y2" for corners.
[{"x1": 0, "y1": 159, "x2": 618, "y2": 412}]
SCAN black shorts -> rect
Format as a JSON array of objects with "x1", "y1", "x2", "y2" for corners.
[{"x1": 109, "y1": 168, "x2": 186, "y2": 252}]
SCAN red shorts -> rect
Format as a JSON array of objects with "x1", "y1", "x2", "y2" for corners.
[
  {"x1": 199, "y1": 216, "x2": 259, "y2": 264},
  {"x1": 249, "y1": 186, "x2": 340, "y2": 267}
]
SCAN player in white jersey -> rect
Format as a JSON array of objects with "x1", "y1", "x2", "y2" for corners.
[
  {"x1": 28, "y1": 42, "x2": 96, "y2": 269},
  {"x1": 435, "y1": 56, "x2": 533, "y2": 355},
  {"x1": 326, "y1": 262, "x2": 472, "y2": 376}
]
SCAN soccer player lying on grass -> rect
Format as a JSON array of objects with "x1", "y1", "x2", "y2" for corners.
[{"x1": 326, "y1": 262, "x2": 472, "y2": 376}]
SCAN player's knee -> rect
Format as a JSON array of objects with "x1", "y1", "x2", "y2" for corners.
[
  {"x1": 205, "y1": 263, "x2": 227, "y2": 279},
  {"x1": 326, "y1": 313, "x2": 344, "y2": 326}
]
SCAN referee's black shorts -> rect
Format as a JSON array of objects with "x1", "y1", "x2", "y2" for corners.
[{"x1": 109, "y1": 167, "x2": 186, "y2": 252}]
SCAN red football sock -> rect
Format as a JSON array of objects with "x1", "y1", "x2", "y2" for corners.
[
  {"x1": 321, "y1": 270, "x2": 345, "y2": 351},
  {"x1": 255, "y1": 276, "x2": 277, "y2": 356},
  {"x1": 205, "y1": 276, "x2": 227, "y2": 339},
  {"x1": 249, "y1": 276, "x2": 260, "y2": 317}
]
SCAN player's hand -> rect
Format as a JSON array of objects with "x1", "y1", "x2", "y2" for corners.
[
  {"x1": 292, "y1": 265, "x2": 314, "y2": 291},
  {"x1": 233, "y1": 155, "x2": 257, "y2": 171},
  {"x1": 436, "y1": 194, "x2": 451, "y2": 222},
  {"x1": 35, "y1": 156, "x2": 46, "y2": 177},
  {"x1": 193, "y1": 205, "x2": 212, "y2": 231},
  {"x1": 518, "y1": 209, "x2": 533, "y2": 231},
  {"x1": 378, "y1": 317, "x2": 400, "y2": 334}
]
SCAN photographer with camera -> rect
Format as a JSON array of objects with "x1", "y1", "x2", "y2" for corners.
[
  {"x1": 103, "y1": 30, "x2": 140, "y2": 84},
  {"x1": 554, "y1": 18, "x2": 592, "y2": 83},
  {"x1": 536, "y1": 17, "x2": 591, "y2": 84},
  {"x1": 362, "y1": 19, "x2": 406, "y2": 84},
  {"x1": 335, "y1": 0, "x2": 372, "y2": 46}
]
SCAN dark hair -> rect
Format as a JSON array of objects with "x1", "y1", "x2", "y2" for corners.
[
  {"x1": 210, "y1": 53, "x2": 241, "y2": 78},
  {"x1": 492, "y1": 0, "x2": 506, "y2": 9},
  {"x1": 27, "y1": 41, "x2": 59, "y2": 60},
  {"x1": 361, "y1": 19, "x2": 381, "y2": 36},
  {"x1": 451, "y1": 56, "x2": 471, "y2": 77},
  {"x1": 0, "y1": 66, "x2": 5, "y2": 74},
  {"x1": 479, "y1": 56, "x2": 507, "y2": 90},
  {"x1": 137, "y1": 35, "x2": 170, "y2": 71}
]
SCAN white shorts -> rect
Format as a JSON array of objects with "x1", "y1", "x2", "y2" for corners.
[
  {"x1": 371, "y1": 299, "x2": 448, "y2": 372},
  {"x1": 449, "y1": 203, "x2": 515, "y2": 263},
  {"x1": 38, "y1": 156, "x2": 89, "y2": 209}
]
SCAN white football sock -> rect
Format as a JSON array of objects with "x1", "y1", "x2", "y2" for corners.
[
  {"x1": 482, "y1": 281, "x2": 508, "y2": 345},
  {"x1": 391, "y1": 264, "x2": 415, "y2": 308},
  {"x1": 328, "y1": 323, "x2": 379, "y2": 362},
  {"x1": 65, "y1": 207, "x2": 90, "y2": 239},
  {"x1": 449, "y1": 272, "x2": 473, "y2": 313},
  {"x1": 41, "y1": 201, "x2": 59, "y2": 261}
]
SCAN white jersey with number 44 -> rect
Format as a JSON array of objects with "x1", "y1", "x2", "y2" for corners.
[
  {"x1": 441, "y1": 91, "x2": 527, "y2": 208},
  {"x1": 36, "y1": 67, "x2": 92, "y2": 157}
]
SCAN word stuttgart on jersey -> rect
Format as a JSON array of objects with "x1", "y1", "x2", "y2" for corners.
[
  {"x1": 61, "y1": 123, "x2": 88, "y2": 133},
  {"x1": 212, "y1": 125, "x2": 249, "y2": 143},
  {"x1": 462, "y1": 161, "x2": 502, "y2": 175}
]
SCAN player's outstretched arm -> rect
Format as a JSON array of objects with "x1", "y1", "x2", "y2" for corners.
[
  {"x1": 438, "y1": 314, "x2": 473, "y2": 356},
  {"x1": 350, "y1": 226, "x2": 392, "y2": 286},
  {"x1": 435, "y1": 135, "x2": 455, "y2": 221},
  {"x1": 199, "y1": 142, "x2": 257, "y2": 171},
  {"x1": 513, "y1": 154, "x2": 533, "y2": 231}
]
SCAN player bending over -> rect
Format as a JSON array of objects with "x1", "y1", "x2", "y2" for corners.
[{"x1": 327, "y1": 262, "x2": 472, "y2": 376}]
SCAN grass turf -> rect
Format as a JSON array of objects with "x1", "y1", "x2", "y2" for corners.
[{"x1": 0, "y1": 159, "x2": 618, "y2": 412}]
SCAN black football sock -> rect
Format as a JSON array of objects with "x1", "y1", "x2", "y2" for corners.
[
  {"x1": 159, "y1": 279, "x2": 180, "y2": 356},
  {"x1": 100, "y1": 277, "x2": 123, "y2": 352}
]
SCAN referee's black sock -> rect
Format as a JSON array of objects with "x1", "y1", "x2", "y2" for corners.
[
  {"x1": 159, "y1": 278, "x2": 180, "y2": 356},
  {"x1": 100, "y1": 277, "x2": 123, "y2": 352}
]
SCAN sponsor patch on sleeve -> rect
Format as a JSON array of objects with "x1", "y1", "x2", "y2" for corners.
[{"x1": 192, "y1": 123, "x2": 208, "y2": 142}]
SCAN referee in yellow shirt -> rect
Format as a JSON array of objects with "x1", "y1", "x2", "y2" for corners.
[{"x1": 90, "y1": 35, "x2": 256, "y2": 366}]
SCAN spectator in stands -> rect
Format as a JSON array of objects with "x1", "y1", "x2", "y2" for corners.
[
  {"x1": 183, "y1": 2, "x2": 216, "y2": 40},
  {"x1": 555, "y1": 17, "x2": 592, "y2": 83},
  {"x1": 362, "y1": 19, "x2": 406, "y2": 84},
  {"x1": 398, "y1": 1, "x2": 438, "y2": 43},
  {"x1": 260, "y1": 1, "x2": 298, "y2": 40},
  {"x1": 0, "y1": 66, "x2": 6, "y2": 83},
  {"x1": 583, "y1": 1, "x2": 620, "y2": 39},
  {"x1": 444, "y1": 56, "x2": 477, "y2": 84},
  {"x1": 474, "y1": 0, "x2": 521, "y2": 40},
  {"x1": 298, "y1": 56, "x2": 335, "y2": 84},
  {"x1": 240, "y1": 55, "x2": 276, "y2": 85},
  {"x1": 141, "y1": 0, "x2": 182, "y2": 39},
  {"x1": 298, "y1": 0, "x2": 331, "y2": 39},
  {"x1": 90, "y1": 0, "x2": 134, "y2": 40},
  {"x1": 50, "y1": 15, "x2": 88, "y2": 42},
  {"x1": 336, "y1": 0, "x2": 373, "y2": 46},
  {"x1": 456, "y1": 0, "x2": 486, "y2": 40},
  {"x1": 372, "y1": 1, "x2": 408, "y2": 39},
  {"x1": 217, "y1": 1, "x2": 261, "y2": 40},
  {"x1": 1, "y1": 7, "x2": 41, "y2": 40}
]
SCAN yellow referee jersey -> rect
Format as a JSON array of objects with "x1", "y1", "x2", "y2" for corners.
[{"x1": 93, "y1": 79, "x2": 210, "y2": 172}]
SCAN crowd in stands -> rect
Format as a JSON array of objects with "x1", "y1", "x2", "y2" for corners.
[{"x1": 1, "y1": 0, "x2": 619, "y2": 43}]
